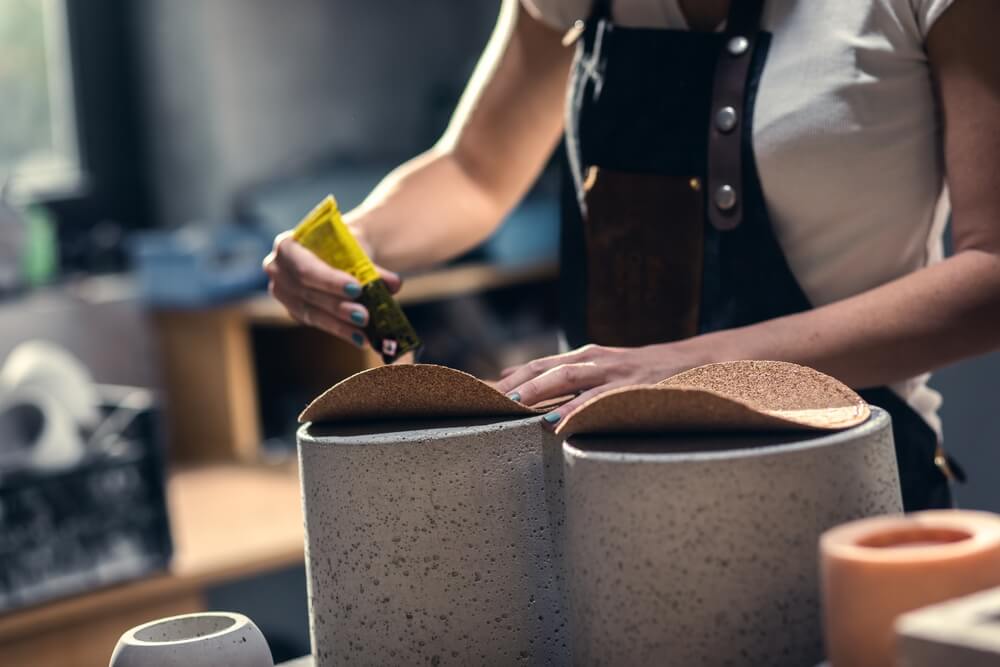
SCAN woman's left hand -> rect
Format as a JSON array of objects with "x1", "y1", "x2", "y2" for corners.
[{"x1": 494, "y1": 341, "x2": 716, "y2": 428}]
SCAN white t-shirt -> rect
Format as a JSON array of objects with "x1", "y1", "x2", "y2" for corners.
[{"x1": 526, "y1": 0, "x2": 956, "y2": 436}]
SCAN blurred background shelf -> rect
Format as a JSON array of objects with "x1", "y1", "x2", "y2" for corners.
[{"x1": 0, "y1": 464, "x2": 304, "y2": 667}]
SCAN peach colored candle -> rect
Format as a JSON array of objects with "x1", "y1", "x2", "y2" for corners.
[{"x1": 820, "y1": 510, "x2": 1000, "y2": 667}]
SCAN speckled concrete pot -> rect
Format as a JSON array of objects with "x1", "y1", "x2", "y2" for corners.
[
  {"x1": 298, "y1": 415, "x2": 568, "y2": 666},
  {"x1": 563, "y1": 406, "x2": 901, "y2": 667},
  {"x1": 109, "y1": 612, "x2": 273, "y2": 667}
]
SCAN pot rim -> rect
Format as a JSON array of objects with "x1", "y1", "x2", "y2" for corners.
[
  {"x1": 297, "y1": 413, "x2": 548, "y2": 446},
  {"x1": 120, "y1": 611, "x2": 253, "y2": 647}
]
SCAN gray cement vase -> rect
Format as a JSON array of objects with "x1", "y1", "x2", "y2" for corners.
[
  {"x1": 562, "y1": 406, "x2": 902, "y2": 667},
  {"x1": 298, "y1": 414, "x2": 567, "y2": 666},
  {"x1": 109, "y1": 612, "x2": 273, "y2": 667}
]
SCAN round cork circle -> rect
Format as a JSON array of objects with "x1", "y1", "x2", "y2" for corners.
[
  {"x1": 299, "y1": 364, "x2": 540, "y2": 424},
  {"x1": 557, "y1": 360, "x2": 869, "y2": 435}
]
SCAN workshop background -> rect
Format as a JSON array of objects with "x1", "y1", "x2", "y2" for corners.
[{"x1": 0, "y1": 1, "x2": 997, "y2": 665}]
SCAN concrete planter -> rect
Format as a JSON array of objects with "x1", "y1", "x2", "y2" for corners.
[
  {"x1": 562, "y1": 407, "x2": 901, "y2": 666},
  {"x1": 109, "y1": 612, "x2": 272, "y2": 667},
  {"x1": 297, "y1": 361, "x2": 888, "y2": 666},
  {"x1": 298, "y1": 415, "x2": 568, "y2": 666}
]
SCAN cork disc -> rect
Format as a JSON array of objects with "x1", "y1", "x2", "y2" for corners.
[
  {"x1": 556, "y1": 360, "x2": 869, "y2": 436},
  {"x1": 299, "y1": 364, "x2": 540, "y2": 424}
]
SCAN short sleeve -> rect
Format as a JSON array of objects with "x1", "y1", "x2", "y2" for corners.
[
  {"x1": 912, "y1": 0, "x2": 957, "y2": 37},
  {"x1": 521, "y1": 0, "x2": 587, "y2": 32}
]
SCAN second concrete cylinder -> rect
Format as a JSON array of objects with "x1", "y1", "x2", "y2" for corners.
[{"x1": 562, "y1": 407, "x2": 902, "y2": 666}]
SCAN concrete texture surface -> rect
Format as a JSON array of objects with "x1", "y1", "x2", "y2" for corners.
[
  {"x1": 109, "y1": 612, "x2": 273, "y2": 667},
  {"x1": 562, "y1": 407, "x2": 902, "y2": 666},
  {"x1": 298, "y1": 415, "x2": 568, "y2": 666}
]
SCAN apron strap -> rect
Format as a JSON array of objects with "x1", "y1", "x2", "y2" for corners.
[
  {"x1": 592, "y1": 0, "x2": 613, "y2": 21},
  {"x1": 706, "y1": 0, "x2": 766, "y2": 231},
  {"x1": 727, "y1": 0, "x2": 766, "y2": 36}
]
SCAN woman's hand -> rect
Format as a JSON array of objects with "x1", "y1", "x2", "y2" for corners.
[
  {"x1": 262, "y1": 231, "x2": 402, "y2": 348},
  {"x1": 494, "y1": 341, "x2": 715, "y2": 428}
]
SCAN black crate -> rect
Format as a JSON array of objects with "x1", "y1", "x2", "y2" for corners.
[{"x1": 0, "y1": 385, "x2": 173, "y2": 613}]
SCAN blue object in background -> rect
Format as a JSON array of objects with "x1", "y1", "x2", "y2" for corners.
[
  {"x1": 130, "y1": 225, "x2": 271, "y2": 307},
  {"x1": 477, "y1": 195, "x2": 559, "y2": 267}
]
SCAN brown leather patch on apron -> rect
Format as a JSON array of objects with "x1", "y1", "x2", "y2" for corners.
[{"x1": 582, "y1": 167, "x2": 703, "y2": 347}]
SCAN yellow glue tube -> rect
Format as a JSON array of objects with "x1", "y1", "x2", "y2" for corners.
[{"x1": 293, "y1": 196, "x2": 421, "y2": 363}]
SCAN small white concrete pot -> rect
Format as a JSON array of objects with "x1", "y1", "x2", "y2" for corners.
[
  {"x1": 562, "y1": 406, "x2": 902, "y2": 667},
  {"x1": 109, "y1": 612, "x2": 273, "y2": 667},
  {"x1": 298, "y1": 415, "x2": 568, "y2": 666}
]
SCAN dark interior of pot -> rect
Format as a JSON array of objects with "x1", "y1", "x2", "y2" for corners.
[
  {"x1": 566, "y1": 428, "x2": 828, "y2": 455},
  {"x1": 306, "y1": 415, "x2": 536, "y2": 439}
]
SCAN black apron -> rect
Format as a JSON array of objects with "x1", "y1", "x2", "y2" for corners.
[{"x1": 559, "y1": 0, "x2": 958, "y2": 511}]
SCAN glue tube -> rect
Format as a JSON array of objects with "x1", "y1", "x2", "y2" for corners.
[{"x1": 293, "y1": 196, "x2": 421, "y2": 363}]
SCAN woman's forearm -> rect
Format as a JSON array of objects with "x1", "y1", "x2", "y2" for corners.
[
  {"x1": 705, "y1": 249, "x2": 1000, "y2": 388},
  {"x1": 722, "y1": 0, "x2": 1000, "y2": 389},
  {"x1": 345, "y1": 0, "x2": 572, "y2": 273},
  {"x1": 344, "y1": 149, "x2": 505, "y2": 272},
  {"x1": 495, "y1": 248, "x2": 1000, "y2": 421}
]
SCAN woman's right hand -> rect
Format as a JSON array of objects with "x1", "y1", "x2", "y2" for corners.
[{"x1": 262, "y1": 231, "x2": 402, "y2": 348}]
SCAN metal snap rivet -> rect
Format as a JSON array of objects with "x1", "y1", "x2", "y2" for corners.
[
  {"x1": 562, "y1": 19, "x2": 587, "y2": 47},
  {"x1": 715, "y1": 106, "x2": 738, "y2": 133},
  {"x1": 689, "y1": 177, "x2": 702, "y2": 191},
  {"x1": 727, "y1": 36, "x2": 749, "y2": 56},
  {"x1": 715, "y1": 185, "x2": 737, "y2": 211}
]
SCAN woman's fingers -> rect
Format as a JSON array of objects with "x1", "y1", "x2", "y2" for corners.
[
  {"x1": 263, "y1": 231, "x2": 401, "y2": 344},
  {"x1": 337, "y1": 299, "x2": 369, "y2": 327},
  {"x1": 505, "y1": 362, "x2": 607, "y2": 407},
  {"x1": 494, "y1": 355, "x2": 564, "y2": 396},
  {"x1": 540, "y1": 381, "x2": 630, "y2": 429},
  {"x1": 296, "y1": 284, "x2": 370, "y2": 327},
  {"x1": 270, "y1": 284, "x2": 367, "y2": 348},
  {"x1": 271, "y1": 236, "x2": 364, "y2": 298},
  {"x1": 266, "y1": 236, "x2": 402, "y2": 298},
  {"x1": 266, "y1": 259, "x2": 370, "y2": 326},
  {"x1": 377, "y1": 265, "x2": 403, "y2": 294},
  {"x1": 495, "y1": 346, "x2": 597, "y2": 396}
]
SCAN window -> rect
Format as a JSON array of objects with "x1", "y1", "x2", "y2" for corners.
[{"x1": 0, "y1": 0, "x2": 81, "y2": 199}]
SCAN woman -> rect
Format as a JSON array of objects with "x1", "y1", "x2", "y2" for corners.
[{"x1": 265, "y1": 0, "x2": 1000, "y2": 511}]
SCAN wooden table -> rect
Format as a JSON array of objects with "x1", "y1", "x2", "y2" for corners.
[{"x1": 0, "y1": 465, "x2": 304, "y2": 667}]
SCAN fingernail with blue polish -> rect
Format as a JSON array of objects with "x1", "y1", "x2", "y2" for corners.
[
  {"x1": 350, "y1": 310, "x2": 366, "y2": 325},
  {"x1": 351, "y1": 332, "x2": 366, "y2": 347},
  {"x1": 344, "y1": 282, "x2": 363, "y2": 298},
  {"x1": 543, "y1": 412, "x2": 562, "y2": 425},
  {"x1": 507, "y1": 392, "x2": 521, "y2": 403}
]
